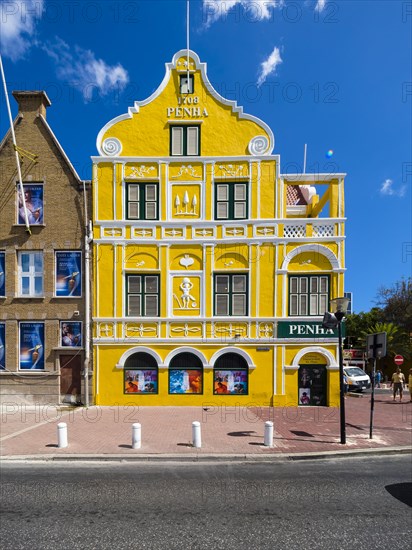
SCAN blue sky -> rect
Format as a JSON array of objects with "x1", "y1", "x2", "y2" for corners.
[{"x1": 0, "y1": 0, "x2": 411, "y2": 313}]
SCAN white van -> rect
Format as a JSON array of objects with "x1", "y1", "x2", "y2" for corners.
[{"x1": 344, "y1": 366, "x2": 371, "y2": 392}]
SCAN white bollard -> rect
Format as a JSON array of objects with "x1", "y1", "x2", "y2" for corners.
[
  {"x1": 264, "y1": 421, "x2": 274, "y2": 447},
  {"x1": 192, "y1": 421, "x2": 201, "y2": 448},
  {"x1": 132, "y1": 423, "x2": 141, "y2": 449},
  {"x1": 57, "y1": 422, "x2": 68, "y2": 448}
]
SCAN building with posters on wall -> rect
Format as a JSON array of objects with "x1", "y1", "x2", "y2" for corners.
[
  {"x1": 92, "y1": 50, "x2": 346, "y2": 407},
  {"x1": 0, "y1": 91, "x2": 91, "y2": 406}
]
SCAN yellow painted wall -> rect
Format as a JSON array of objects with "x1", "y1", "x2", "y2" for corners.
[{"x1": 92, "y1": 50, "x2": 345, "y2": 408}]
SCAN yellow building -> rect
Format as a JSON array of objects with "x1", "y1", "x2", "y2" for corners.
[{"x1": 92, "y1": 50, "x2": 346, "y2": 407}]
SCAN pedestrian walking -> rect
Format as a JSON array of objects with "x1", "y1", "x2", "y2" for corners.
[
  {"x1": 343, "y1": 373, "x2": 349, "y2": 397},
  {"x1": 409, "y1": 368, "x2": 412, "y2": 403},
  {"x1": 375, "y1": 369, "x2": 382, "y2": 388},
  {"x1": 390, "y1": 367, "x2": 406, "y2": 402}
]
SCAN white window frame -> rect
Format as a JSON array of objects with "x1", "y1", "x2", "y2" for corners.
[{"x1": 18, "y1": 251, "x2": 44, "y2": 297}]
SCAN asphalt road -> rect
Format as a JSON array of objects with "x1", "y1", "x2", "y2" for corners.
[{"x1": 1, "y1": 455, "x2": 411, "y2": 550}]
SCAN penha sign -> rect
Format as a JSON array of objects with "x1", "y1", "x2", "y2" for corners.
[{"x1": 277, "y1": 321, "x2": 343, "y2": 339}]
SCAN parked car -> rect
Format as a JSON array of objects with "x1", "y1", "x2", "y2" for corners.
[{"x1": 343, "y1": 366, "x2": 371, "y2": 392}]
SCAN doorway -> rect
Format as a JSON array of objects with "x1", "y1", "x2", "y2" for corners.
[
  {"x1": 60, "y1": 355, "x2": 82, "y2": 404},
  {"x1": 298, "y1": 365, "x2": 327, "y2": 406}
]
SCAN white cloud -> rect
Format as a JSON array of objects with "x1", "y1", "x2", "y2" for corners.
[
  {"x1": 43, "y1": 38, "x2": 129, "y2": 102},
  {"x1": 0, "y1": 0, "x2": 44, "y2": 61},
  {"x1": 315, "y1": 0, "x2": 326, "y2": 12},
  {"x1": 257, "y1": 46, "x2": 282, "y2": 87},
  {"x1": 203, "y1": 0, "x2": 281, "y2": 27},
  {"x1": 380, "y1": 179, "x2": 407, "y2": 197}
]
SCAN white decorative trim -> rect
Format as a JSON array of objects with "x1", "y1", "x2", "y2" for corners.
[
  {"x1": 179, "y1": 255, "x2": 195, "y2": 269},
  {"x1": 248, "y1": 135, "x2": 270, "y2": 156},
  {"x1": 115, "y1": 346, "x2": 165, "y2": 369},
  {"x1": 281, "y1": 173, "x2": 347, "y2": 182},
  {"x1": 96, "y1": 49, "x2": 275, "y2": 155},
  {"x1": 171, "y1": 165, "x2": 202, "y2": 179},
  {"x1": 217, "y1": 164, "x2": 248, "y2": 178},
  {"x1": 102, "y1": 138, "x2": 122, "y2": 156},
  {"x1": 285, "y1": 346, "x2": 338, "y2": 370},
  {"x1": 163, "y1": 347, "x2": 209, "y2": 368},
  {"x1": 127, "y1": 165, "x2": 157, "y2": 178},
  {"x1": 281, "y1": 244, "x2": 340, "y2": 271},
  {"x1": 38, "y1": 115, "x2": 81, "y2": 181},
  {"x1": 209, "y1": 348, "x2": 256, "y2": 370}
]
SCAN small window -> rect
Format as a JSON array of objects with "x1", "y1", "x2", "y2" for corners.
[
  {"x1": 215, "y1": 182, "x2": 248, "y2": 220},
  {"x1": 170, "y1": 126, "x2": 200, "y2": 156},
  {"x1": 289, "y1": 275, "x2": 329, "y2": 316},
  {"x1": 126, "y1": 274, "x2": 159, "y2": 317},
  {"x1": 180, "y1": 74, "x2": 194, "y2": 94},
  {"x1": 18, "y1": 251, "x2": 43, "y2": 297},
  {"x1": 126, "y1": 183, "x2": 158, "y2": 220},
  {"x1": 214, "y1": 274, "x2": 248, "y2": 316}
]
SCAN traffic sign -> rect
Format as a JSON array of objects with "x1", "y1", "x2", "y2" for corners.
[
  {"x1": 394, "y1": 355, "x2": 404, "y2": 366},
  {"x1": 366, "y1": 332, "x2": 387, "y2": 359}
]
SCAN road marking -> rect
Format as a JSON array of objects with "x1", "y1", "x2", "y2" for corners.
[{"x1": 0, "y1": 408, "x2": 82, "y2": 442}]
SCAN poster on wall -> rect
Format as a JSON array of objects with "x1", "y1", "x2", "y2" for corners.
[
  {"x1": 17, "y1": 184, "x2": 44, "y2": 225},
  {"x1": 19, "y1": 322, "x2": 45, "y2": 370},
  {"x1": 55, "y1": 252, "x2": 82, "y2": 297},
  {"x1": 125, "y1": 370, "x2": 158, "y2": 394},
  {"x1": 298, "y1": 366, "x2": 327, "y2": 406},
  {"x1": 0, "y1": 323, "x2": 5, "y2": 370},
  {"x1": 60, "y1": 322, "x2": 82, "y2": 347},
  {"x1": 214, "y1": 370, "x2": 248, "y2": 395},
  {"x1": 0, "y1": 252, "x2": 5, "y2": 296},
  {"x1": 169, "y1": 369, "x2": 202, "y2": 394},
  {"x1": 299, "y1": 388, "x2": 311, "y2": 405}
]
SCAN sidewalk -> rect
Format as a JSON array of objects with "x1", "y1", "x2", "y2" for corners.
[{"x1": 1, "y1": 392, "x2": 411, "y2": 461}]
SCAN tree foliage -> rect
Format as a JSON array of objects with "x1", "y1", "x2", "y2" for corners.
[
  {"x1": 360, "y1": 322, "x2": 411, "y2": 357},
  {"x1": 376, "y1": 278, "x2": 412, "y2": 333},
  {"x1": 343, "y1": 278, "x2": 412, "y2": 359}
]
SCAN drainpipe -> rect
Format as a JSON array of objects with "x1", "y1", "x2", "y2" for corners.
[{"x1": 82, "y1": 181, "x2": 92, "y2": 407}]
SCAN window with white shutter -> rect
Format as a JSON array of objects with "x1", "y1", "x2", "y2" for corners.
[
  {"x1": 288, "y1": 275, "x2": 330, "y2": 317},
  {"x1": 126, "y1": 183, "x2": 158, "y2": 220},
  {"x1": 170, "y1": 125, "x2": 200, "y2": 156},
  {"x1": 126, "y1": 275, "x2": 159, "y2": 317},
  {"x1": 214, "y1": 274, "x2": 248, "y2": 316},
  {"x1": 215, "y1": 182, "x2": 248, "y2": 220}
]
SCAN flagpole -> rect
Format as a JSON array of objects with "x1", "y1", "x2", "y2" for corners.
[
  {"x1": 0, "y1": 54, "x2": 31, "y2": 233},
  {"x1": 187, "y1": 0, "x2": 190, "y2": 88}
]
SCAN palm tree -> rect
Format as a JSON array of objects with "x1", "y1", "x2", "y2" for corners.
[{"x1": 361, "y1": 322, "x2": 411, "y2": 358}]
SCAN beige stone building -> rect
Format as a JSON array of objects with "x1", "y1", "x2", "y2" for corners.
[{"x1": 0, "y1": 91, "x2": 91, "y2": 405}]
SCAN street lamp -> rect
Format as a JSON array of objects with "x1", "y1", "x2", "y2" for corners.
[{"x1": 322, "y1": 296, "x2": 349, "y2": 444}]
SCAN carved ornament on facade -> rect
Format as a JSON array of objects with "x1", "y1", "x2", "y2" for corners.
[
  {"x1": 248, "y1": 135, "x2": 270, "y2": 156},
  {"x1": 174, "y1": 190, "x2": 198, "y2": 216},
  {"x1": 171, "y1": 165, "x2": 202, "y2": 179},
  {"x1": 102, "y1": 137, "x2": 122, "y2": 156}
]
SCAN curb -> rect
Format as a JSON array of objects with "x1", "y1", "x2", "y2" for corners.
[{"x1": 1, "y1": 446, "x2": 410, "y2": 463}]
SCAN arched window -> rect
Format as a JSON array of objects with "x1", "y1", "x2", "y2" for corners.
[
  {"x1": 214, "y1": 353, "x2": 248, "y2": 395},
  {"x1": 124, "y1": 352, "x2": 158, "y2": 394},
  {"x1": 169, "y1": 352, "x2": 203, "y2": 394}
]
